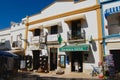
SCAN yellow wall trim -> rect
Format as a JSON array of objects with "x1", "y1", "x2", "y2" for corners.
[
  {"x1": 24, "y1": 16, "x2": 29, "y2": 55},
  {"x1": 29, "y1": 5, "x2": 100, "y2": 25},
  {"x1": 96, "y1": 8, "x2": 103, "y2": 62},
  {"x1": 96, "y1": 0, "x2": 99, "y2": 4}
]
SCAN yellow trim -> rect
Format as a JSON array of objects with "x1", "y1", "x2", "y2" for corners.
[
  {"x1": 64, "y1": 14, "x2": 85, "y2": 22},
  {"x1": 24, "y1": 16, "x2": 29, "y2": 55},
  {"x1": 29, "y1": 5, "x2": 100, "y2": 25},
  {"x1": 29, "y1": 25, "x2": 42, "y2": 31},
  {"x1": 29, "y1": 28, "x2": 35, "y2": 31},
  {"x1": 96, "y1": 0, "x2": 99, "y2": 4},
  {"x1": 96, "y1": 8, "x2": 103, "y2": 62}
]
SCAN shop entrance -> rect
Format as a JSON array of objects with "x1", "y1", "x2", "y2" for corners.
[
  {"x1": 71, "y1": 52, "x2": 83, "y2": 72},
  {"x1": 32, "y1": 50, "x2": 40, "y2": 70},
  {"x1": 50, "y1": 48, "x2": 57, "y2": 71},
  {"x1": 110, "y1": 50, "x2": 120, "y2": 72}
]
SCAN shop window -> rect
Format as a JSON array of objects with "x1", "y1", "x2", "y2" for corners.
[{"x1": 60, "y1": 55, "x2": 66, "y2": 68}]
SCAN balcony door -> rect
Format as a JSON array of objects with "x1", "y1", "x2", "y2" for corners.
[
  {"x1": 51, "y1": 25, "x2": 58, "y2": 34},
  {"x1": 34, "y1": 29, "x2": 40, "y2": 36},
  {"x1": 71, "y1": 20, "x2": 82, "y2": 39},
  {"x1": 50, "y1": 48, "x2": 57, "y2": 71},
  {"x1": 32, "y1": 50, "x2": 40, "y2": 70}
]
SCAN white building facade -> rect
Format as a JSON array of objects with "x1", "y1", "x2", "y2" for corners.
[
  {"x1": 26, "y1": 0, "x2": 103, "y2": 73},
  {"x1": 0, "y1": 18, "x2": 27, "y2": 56},
  {"x1": 10, "y1": 18, "x2": 27, "y2": 55}
]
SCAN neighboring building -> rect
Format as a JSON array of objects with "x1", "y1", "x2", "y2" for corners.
[
  {"x1": 0, "y1": 28, "x2": 11, "y2": 50},
  {"x1": 100, "y1": 0, "x2": 120, "y2": 73},
  {"x1": 10, "y1": 18, "x2": 27, "y2": 56},
  {"x1": 0, "y1": 17, "x2": 27, "y2": 56},
  {"x1": 27, "y1": 0, "x2": 103, "y2": 73}
]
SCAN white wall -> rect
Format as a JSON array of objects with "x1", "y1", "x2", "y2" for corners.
[
  {"x1": 0, "y1": 28, "x2": 11, "y2": 41},
  {"x1": 0, "y1": 28, "x2": 11, "y2": 50},
  {"x1": 10, "y1": 18, "x2": 26, "y2": 48}
]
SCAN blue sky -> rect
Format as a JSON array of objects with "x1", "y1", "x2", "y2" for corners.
[{"x1": 0, "y1": 0, "x2": 54, "y2": 30}]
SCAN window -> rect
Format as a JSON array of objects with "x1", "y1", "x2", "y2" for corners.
[
  {"x1": 12, "y1": 41, "x2": 18, "y2": 47},
  {"x1": 51, "y1": 25, "x2": 58, "y2": 34},
  {"x1": 12, "y1": 41, "x2": 22, "y2": 48},
  {"x1": 21, "y1": 20, "x2": 25, "y2": 24},
  {"x1": 107, "y1": 14, "x2": 120, "y2": 35},
  {"x1": 60, "y1": 55, "x2": 66, "y2": 68},
  {"x1": 34, "y1": 29, "x2": 40, "y2": 36}
]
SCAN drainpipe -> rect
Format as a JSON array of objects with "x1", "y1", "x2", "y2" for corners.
[
  {"x1": 100, "y1": 5, "x2": 106, "y2": 56},
  {"x1": 24, "y1": 16, "x2": 29, "y2": 56}
]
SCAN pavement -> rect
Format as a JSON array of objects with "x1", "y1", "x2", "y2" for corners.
[
  {"x1": 9, "y1": 71, "x2": 103, "y2": 80},
  {"x1": 2, "y1": 70, "x2": 120, "y2": 80}
]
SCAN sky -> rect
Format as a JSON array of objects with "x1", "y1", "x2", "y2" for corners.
[{"x1": 0, "y1": 0, "x2": 55, "y2": 30}]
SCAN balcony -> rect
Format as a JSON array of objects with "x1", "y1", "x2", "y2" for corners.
[
  {"x1": 31, "y1": 36, "x2": 45, "y2": 44},
  {"x1": 30, "y1": 44, "x2": 40, "y2": 50},
  {"x1": 47, "y1": 34, "x2": 58, "y2": 44},
  {"x1": 67, "y1": 30, "x2": 85, "y2": 43}
]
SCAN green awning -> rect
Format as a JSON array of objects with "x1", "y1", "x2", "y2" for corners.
[{"x1": 59, "y1": 44, "x2": 89, "y2": 52}]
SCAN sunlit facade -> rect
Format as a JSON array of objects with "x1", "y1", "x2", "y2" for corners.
[{"x1": 26, "y1": 0, "x2": 103, "y2": 73}]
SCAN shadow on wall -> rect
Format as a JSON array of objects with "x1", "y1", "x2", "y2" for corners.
[
  {"x1": 91, "y1": 40, "x2": 97, "y2": 52},
  {"x1": 0, "y1": 40, "x2": 11, "y2": 50},
  {"x1": 84, "y1": 46, "x2": 95, "y2": 63},
  {"x1": 5, "y1": 40, "x2": 11, "y2": 50}
]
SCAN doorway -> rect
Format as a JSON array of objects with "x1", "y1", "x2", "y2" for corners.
[
  {"x1": 71, "y1": 51, "x2": 83, "y2": 72},
  {"x1": 110, "y1": 50, "x2": 120, "y2": 72},
  {"x1": 50, "y1": 48, "x2": 57, "y2": 71},
  {"x1": 32, "y1": 50, "x2": 40, "y2": 70}
]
